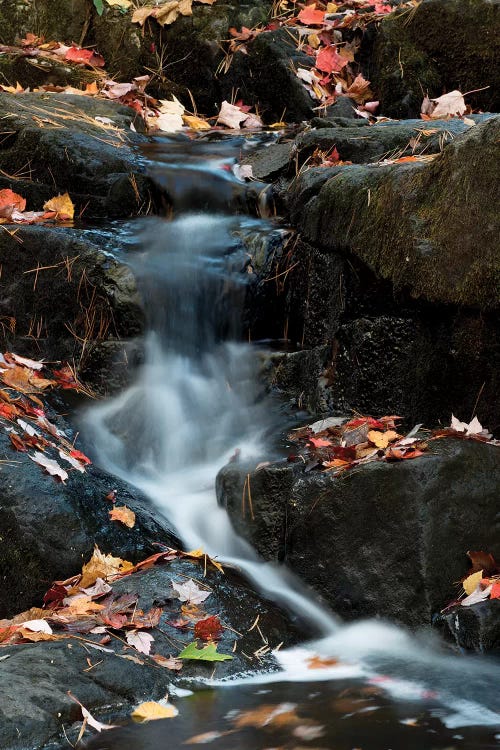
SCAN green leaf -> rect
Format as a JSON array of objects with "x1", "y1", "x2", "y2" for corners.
[
  {"x1": 93, "y1": 0, "x2": 104, "y2": 15},
  {"x1": 178, "y1": 642, "x2": 233, "y2": 662}
]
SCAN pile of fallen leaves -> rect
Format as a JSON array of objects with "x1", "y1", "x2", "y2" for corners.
[
  {"x1": 0, "y1": 544, "x2": 229, "y2": 658},
  {"x1": 0, "y1": 189, "x2": 74, "y2": 225},
  {"x1": 0, "y1": 544, "x2": 234, "y2": 732},
  {"x1": 442, "y1": 551, "x2": 500, "y2": 610},
  {"x1": 0, "y1": 352, "x2": 92, "y2": 482},
  {"x1": 286, "y1": 414, "x2": 498, "y2": 474}
]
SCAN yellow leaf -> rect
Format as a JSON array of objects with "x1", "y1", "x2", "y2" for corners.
[
  {"x1": 131, "y1": 701, "x2": 178, "y2": 722},
  {"x1": 367, "y1": 430, "x2": 399, "y2": 449},
  {"x1": 326, "y1": 2, "x2": 338, "y2": 10},
  {"x1": 463, "y1": 569, "x2": 483, "y2": 595},
  {"x1": 182, "y1": 114, "x2": 211, "y2": 130},
  {"x1": 43, "y1": 192, "x2": 74, "y2": 220},
  {"x1": 307, "y1": 33, "x2": 320, "y2": 49},
  {"x1": 105, "y1": 0, "x2": 132, "y2": 7},
  {"x1": 131, "y1": 6, "x2": 154, "y2": 24},
  {"x1": 185, "y1": 548, "x2": 224, "y2": 573},
  {"x1": 79, "y1": 545, "x2": 133, "y2": 589},
  {"x1": 109, "y1": 505, "x2": 136, "y2": 528}
]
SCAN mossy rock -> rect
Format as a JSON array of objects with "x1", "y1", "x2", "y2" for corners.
[
  {"x1": 0, "y1": 0, "x2": 90, "y2": 47},
  {"x1": 0, "y1": 52, "x2": 100, "y2": 90},
  {"x1": 0, "y1": 92, "x2": 156, "y2": 218},
  {"x1": 294, "y1": 116, "x2": 500, "y2": 310},
  {"x1": 372, "y1": 0, "x2": 500, "y2": 118}
]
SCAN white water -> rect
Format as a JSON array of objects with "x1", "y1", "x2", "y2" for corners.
[{"x1": 83, "y1": 148, "x2": 500, "y2": 733}]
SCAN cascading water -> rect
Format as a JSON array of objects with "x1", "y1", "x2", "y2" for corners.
[{"x1": 83, "y1": 134, "x2": 500, "y2": 745}]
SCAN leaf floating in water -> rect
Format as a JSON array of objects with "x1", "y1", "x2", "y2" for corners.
[{"x1": 131, "y1": 701, "x2": 178, "y2": 722}]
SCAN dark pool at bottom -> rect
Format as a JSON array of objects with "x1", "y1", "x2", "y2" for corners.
[{"x1": 84, "y1": 678, "x2": 500, "y2": 750}]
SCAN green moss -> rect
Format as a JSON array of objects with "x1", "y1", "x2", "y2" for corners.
[
  {"x1": 373, "y1": 0, "x2": 500, "y2": 117},
  {"x1": 300, "y1": 118, "x2": 500, "y2": 309}
]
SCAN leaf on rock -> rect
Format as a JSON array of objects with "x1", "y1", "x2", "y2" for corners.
[
  {"x1": 172, "y1": 579, "x2": 211, "y2": 604},
  {"x1": 152, "y1": 654, "x2": 184, "y2": 670},
  {"x1": 105, "y1": 0, "x2": 132, "y2": 8},
  {"x1": 461, "y1": 584, "x2": 492, "y2": 607},
  {"x1": 131, "y1": 701, "x2": 178, "y2": 722},
  {"x1": 126, "y1": 629, "x2": 154, "y2": 654},
  {"x1": 68, "y1": 692, "x2": 118, "y2": 731},
  {"x1": 217, "y1": 100, "x2": 248, "y2": 129},
  {"x1": 80, "y1": 545, "x2": 133, "y2": 588},
  {"x1": 427, "y1": 90, "x2": 466, "y2": 119},
  {"x1": 65, "y1": 46, "x2": 105, "y2": 67},
  {"x1": 463, "y1": 570, "x2": 484, "y2": 596},
  {"x1": 29, "y1": 452, "x2": 69, "y2": 483},
  {"x1": 182, "y1": 114, "x2": 211, "y2": 130},
  {"x1": 21, "y1": 619, "x2": 53, "y2": 634},
  {"x1": 179, "y1": 641, "x2": 233, "y2": 662},
  {"x1": 297, "y1": 6, "x2": 325, "y2": 25},
  {"x1": 194, "y1": 615, "x2": 223, "y2": 641},
  {"x1": 367, "y1": 430, "x2": 399, "y2": 449},
  {"x1": 490, "y1": 582, "x2": 500, "y2": 599},
  {"x1": 316, "y1": 45, "x2": 347, "y2": 74},
  {"x1": 0, "y1": 189, "x2": 26, "y2": 216},
  {"x1": 43, "y1": 193, "x2": 74, "y2": 220},
  {"x1": 81, "y1": 578, "x2": 112, "y2": 598},
  {"x1": 109, "y1": 505, "x2": 136, "y2": 528},
  {"x1": 308, "y1": 436, "x2": 332, "y2": 449}
]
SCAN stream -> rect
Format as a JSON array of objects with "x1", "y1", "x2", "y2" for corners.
[{"x1": 83, "y1": 133, "x2": 500, "y2": 749}]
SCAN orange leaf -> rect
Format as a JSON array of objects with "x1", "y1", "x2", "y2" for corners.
[
  {"x1": 309, "y1": 436, "x2": 332, "y2": 448},
  {"x1": 0, "y1": 189, "x2": 26, "y2": 214},
  {"x1": 316, "y1": 45, "x2": 347, "y2": 74},
  {"x1": 297, "y1": 6, "x2": 325, "y2": 24},
  {"x1": 65, "y1": 46, "x2": 105, "y2": 67},
  {"x1": 490, "y1": 582, "x2": 500, "y2": 599},
  {"x1": 306, "y1": 655, "x2": 339, "y2": 669},
  {"x1": 109, "y1": 505, "x2": 136, "y2": 529}
]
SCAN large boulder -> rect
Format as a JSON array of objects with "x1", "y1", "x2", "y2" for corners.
[
  {"x1": 372, "y1": 0, "x2": 500, "y2": 118},
  {"x1": 217, "y1": 439, "x2": 500, "y2": 629},
  {"x1": 291, "y1": 117, "x2": 500, "y2": 310},
  {"x1": 0, "y1": 419, "x2": 178, "y2": 618},
  {"x1": 0, "y1": 93, "x2": 157, "y2": 218},
  {"x1": 0, "y1": 560, "x2": 301, "y2": 749},
  {"x1": 0, "y1": 224, "x2": 144, "y2": 392}
]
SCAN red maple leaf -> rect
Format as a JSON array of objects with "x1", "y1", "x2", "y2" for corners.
[{"x1": 194, "y1": 615, "x2": 223, "y2": 641}]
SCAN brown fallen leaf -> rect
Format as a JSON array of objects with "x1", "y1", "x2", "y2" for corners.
[
  {"x1": 152, "y1": 654, "x2": 183, "y2": 670},
  {"x1": 109, "y1": 505, "x2": 136, "y2": 528},
  {"x1": 80, "y1": 545, "x2": 134, "y2": 589}
]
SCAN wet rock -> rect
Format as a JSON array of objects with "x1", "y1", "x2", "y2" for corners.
[
  {"x1": 0, "y1": 424, "x2": 179, "y2": 619},
  {"x1": 0, "y1": 560, "x2": 301, "y2": 749},
  {"x1": 0, "y1": 93, "x2": 157, "y2": 218},
  {"x1": 441, "y1": 601, "x2": 500, "y2": 653},
  {"x1": 0, "y1": 224, "x2": 145, "y2": 391},
  {"x1": 372, "y1": 0, "x2": 500, "y2": 118},
  {"x1": 0, "y1": 53, "x2": 101, "y2": 90},
  {"x1": 242, "y1": 141, "x2": 295, "y2": 182},
  {"x1": 239, "y1": 29, "x2": 317, "y2": 123},
  {"x1": 294, "y1": 116, "x2": 491, "y2": 165},
  {"x1": 0, "y1": 0, "x2": 90, "y2": 48},
  {"x1": 217, "y1": 439, "x2": 500, "y2": 630},
  {"x1": 292, "y1": 117, "x2": 500, "y2": 310}
]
